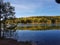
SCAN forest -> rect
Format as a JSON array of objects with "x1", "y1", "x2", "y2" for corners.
[{"x1": 5, "y1": 16, "x2": 60, "y2": 24}]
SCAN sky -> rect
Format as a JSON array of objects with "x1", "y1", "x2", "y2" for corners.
[{"x1": 4, "y1": 0, "x2": 60, "y2": 18}]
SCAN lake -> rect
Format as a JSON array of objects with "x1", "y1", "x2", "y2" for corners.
[
  {"x1": 16, "y1": 24, "x2": 60, "y2": 30},
  {"x1": 4, "y1": 24, "x2": 60, "y2": 45},
  {"x1": 12, "y1": 30, "x2": 60, "y2": 45}
]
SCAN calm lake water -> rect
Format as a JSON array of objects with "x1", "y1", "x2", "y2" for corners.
[
  {"x1": 14, "y1": 30, "x2": 60, "y2": 45},
  {"x1": 4, "y1": 24, "x2": 60, "y2": 45},
  {"x1": 17, "y1": 24, "x2": 60, "y2": 30},
  {"x1": 14, "y1": 30, "x2": 60, "y2": 41}
]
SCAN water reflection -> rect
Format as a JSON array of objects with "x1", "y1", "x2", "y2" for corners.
[
  {"x1": 4, "y1": 24, "x2": 60, "y2": 45},
  {"x1": 16, "y1": 24, "x2": 60, "y2": 30}
]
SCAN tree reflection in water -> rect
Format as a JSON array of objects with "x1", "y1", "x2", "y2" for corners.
[{"x1": 16, "y1": 24, "x2": 60, "y2": 30}]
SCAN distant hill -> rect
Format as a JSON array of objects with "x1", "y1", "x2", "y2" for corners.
[{"x1": 6, "y1": 16, "x2": 60, "y2": 24}]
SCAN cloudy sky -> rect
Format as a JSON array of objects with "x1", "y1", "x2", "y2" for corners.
[{"x1": 4, "y1": 0, "x2": 60, "y2": 18}]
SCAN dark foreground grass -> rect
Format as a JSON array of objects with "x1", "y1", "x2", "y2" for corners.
[{"x1": 0, "y1": 38, "x2": 32, "y2": 45}]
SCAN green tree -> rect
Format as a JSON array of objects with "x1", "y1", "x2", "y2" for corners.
[{"x1": 0, "y1": 0, "x2": 16, "y2": 38}]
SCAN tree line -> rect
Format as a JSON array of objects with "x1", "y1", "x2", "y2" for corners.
[{"x1": 6, "y1": 16, "x2": 60, "y2": 24}]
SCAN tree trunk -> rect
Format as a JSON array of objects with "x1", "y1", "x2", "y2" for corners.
[{"x1": 0, "y1": 14, "x2": 1, "y2": 38}]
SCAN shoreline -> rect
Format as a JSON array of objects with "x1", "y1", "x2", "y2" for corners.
[{"x1": 0, "y1": 38, "x2": 32, "y2": 45}]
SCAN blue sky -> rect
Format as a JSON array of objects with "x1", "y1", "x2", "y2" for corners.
[{"x1": 4, "y1": 0, "x2": 60, "y2": 18}]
